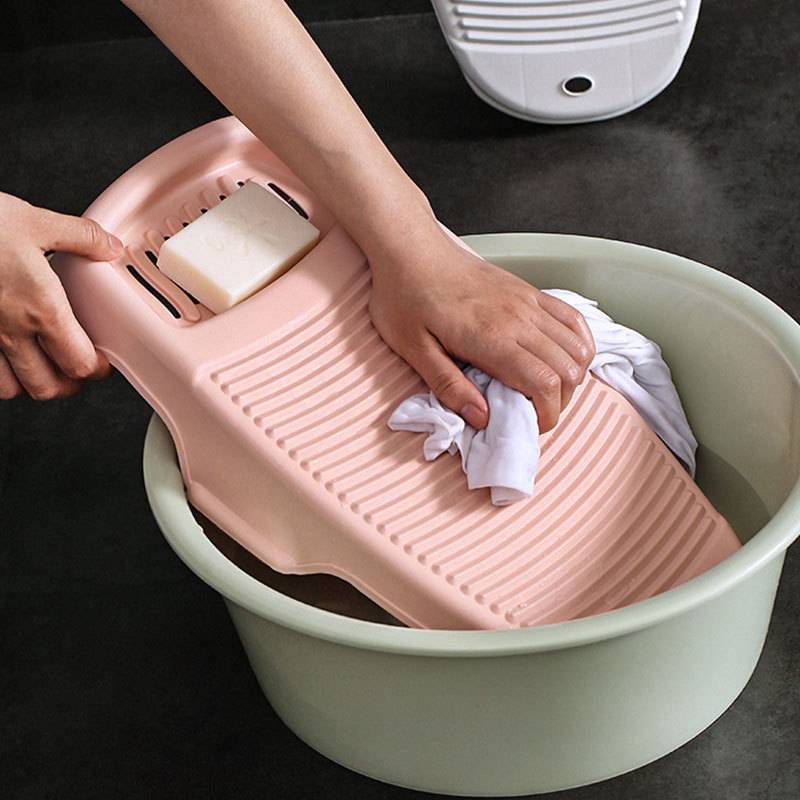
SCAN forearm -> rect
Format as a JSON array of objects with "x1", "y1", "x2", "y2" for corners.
[{"x1": 123, "y1": 0, "x2": 439, "y2": 263}]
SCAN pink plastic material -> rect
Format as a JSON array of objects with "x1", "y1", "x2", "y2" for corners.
[{"x1": 53, "y1": 117, "x2": 740, "y2": 630}]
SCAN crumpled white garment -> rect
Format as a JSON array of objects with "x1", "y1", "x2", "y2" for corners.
[{"x1": 387, "y1": 289, "x2": 697, "y2": 506}]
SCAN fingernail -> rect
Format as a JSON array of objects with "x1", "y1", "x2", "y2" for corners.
[
  {"x1": 460, "y1": 403, "x2": 487, "y2": 429},
  {"x1": 107, "y1": 233, "x2": 123, "y2": 254}
]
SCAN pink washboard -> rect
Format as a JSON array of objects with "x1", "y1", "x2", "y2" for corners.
[{"x1": 53, "y1": 117, "x2": 739, "y2": 629}]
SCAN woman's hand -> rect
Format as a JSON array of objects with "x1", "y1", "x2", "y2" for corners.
[
  {"x1": 0, "y1": 192, "x2": 122, "y2": 400},
  {"x1": 368, "y1": 224, "x2": 596, "y2": 432}
]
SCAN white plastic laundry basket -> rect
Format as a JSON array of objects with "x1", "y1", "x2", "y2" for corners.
[{"x1": 431, "y1": 0, "x2": 702, "y2": 123}]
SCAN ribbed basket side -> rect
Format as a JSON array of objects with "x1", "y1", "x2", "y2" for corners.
[{"x1": 447, "y1": 0, "x2": 687, "y2": 45}]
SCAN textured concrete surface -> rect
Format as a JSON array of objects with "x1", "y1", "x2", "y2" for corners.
[{"x1": 1, "y1": 4, "x2": 798, "y2": 798}]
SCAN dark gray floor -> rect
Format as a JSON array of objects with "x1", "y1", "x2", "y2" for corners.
[{"x1": 1, "y1": 4, "x2": 799, "y2": 799}]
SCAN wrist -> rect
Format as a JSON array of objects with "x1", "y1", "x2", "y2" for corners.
[
  {"x1": 305, "y1": 146, "x2": 445, "y2": 269},
  {"x1": 351, "y1": 189, "x2": 449, "y2": 270}
]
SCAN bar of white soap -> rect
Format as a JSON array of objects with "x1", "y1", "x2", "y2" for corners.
[{"x1": 158, "y1": 181, "x2": 320, "y2": 314}]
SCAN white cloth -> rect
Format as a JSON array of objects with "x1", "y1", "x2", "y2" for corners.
[{"x1": 387, "y1": 289, "x2": 697, "y2": 506}]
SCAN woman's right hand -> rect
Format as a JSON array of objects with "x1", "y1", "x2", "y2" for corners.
[
  {"x1": 368, "y1": 221, "x2": 596, "y2": 433},
  {"x1": 0, "y1": 191, "x2": 123, "y2": 400}
]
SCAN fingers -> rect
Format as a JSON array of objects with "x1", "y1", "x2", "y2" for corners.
[
  {"x1": 537, "y1": 312, "x2": 595, "y2": 372},
  {"x1": 2, "y1": 337, "x2": 82, "y2": 400},
  {"x1": 408, "y1": 335, "x2": 489, "y2": 429},
  {"x1": 0, "y1": 353, "x2": 22, "y2": 399},
  {"x1": 36, "y1": 283, "x2": 112, "y2": 381},
  {"x1": 0, "y1": 254, "x2": 111, "y2": 402},
  {"x1": 0, "y1": 199, "x2": 116, "y2": 403},
  {"x1": 486, "y1": 345, "x2": 563, "y2": 433},
  {"x1": 537, "y1": 292, "x2": 596, "y2": 361},
  {"x1": 517, "y1": 331, "x2": 583, "y2": 410},
  {"x1": 528, "y1": 312, "x2": 596, "y2": 409},
  {"x1": 514, "y1": 295, "x2": 595, "y2": 424},
  {"x1": 32, "y1": 206, "x2": 123, "y2": 262}
]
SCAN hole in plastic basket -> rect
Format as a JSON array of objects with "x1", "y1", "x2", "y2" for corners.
[
  {"x1": 562, "y1": 76, "x2": 593, "y2": 95},
  {"x1": 267, "y1": 182, "x2": 309, "y2": 219},
  {"x1": 126, "y1": 264, "x2": 180, "y2": 319},
  {"x1": 236, "y1": 180, "x2": 245, "y2": 187},
  {"x1": 145, "y1": 250, "x2": 158, "y2": 266}
]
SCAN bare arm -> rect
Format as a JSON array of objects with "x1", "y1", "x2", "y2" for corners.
[{"x1": 123, "y1": 0, "x2": 430, "y2": 266}]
